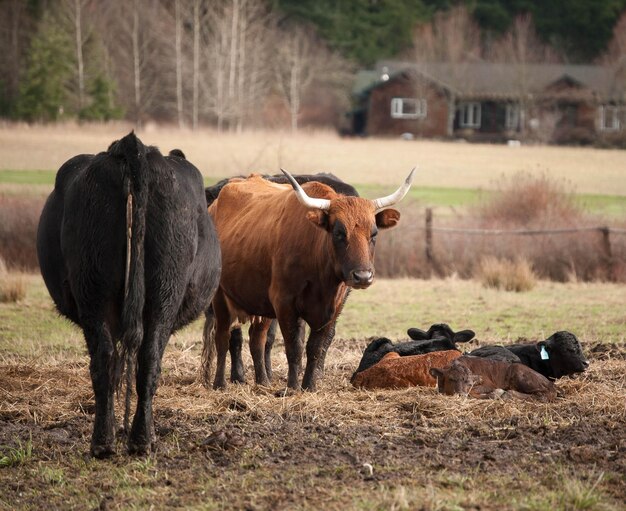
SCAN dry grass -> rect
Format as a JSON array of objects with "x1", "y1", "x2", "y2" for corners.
[
  {"x1": 1, "y1": 341, "x2": 624, "y2": 448},
  {"x1": 2, "y1": 123, "x2": 626, "y2": 195},
  {"x1": 478, "y1": 257, "x2": 537, "y2": 292},
  {"x1": 1, "y1": 276, "x2": 625, "y2": 509},
  {"x1": 0, "y1": 259, "x2": 27, "y2": 303}
]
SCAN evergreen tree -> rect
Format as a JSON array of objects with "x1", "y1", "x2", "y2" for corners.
[
  {"x1": 15, "y1": 16, "x2": 73, "y2": 122},
  {"x1": 471, "y1": 0, "x2": 626, "y2": 62},
  {"x1": 79, "y1": 74, "x2": 124, "y2": 121},
  {"x1": 276, "y1": 0, "x2": 437, "y2": 66}
]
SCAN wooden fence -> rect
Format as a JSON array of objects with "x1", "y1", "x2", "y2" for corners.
[{"x1": 424, "y1": 207, "x2": 626, "y2": 281}]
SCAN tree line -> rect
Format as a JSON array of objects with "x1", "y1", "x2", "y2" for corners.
[
  {"x1": 0, "y1": 0, "x2": 351, "y2": 131},
  {"x1": 1, "y1": 0, "x2": 625, "y2": 131}
]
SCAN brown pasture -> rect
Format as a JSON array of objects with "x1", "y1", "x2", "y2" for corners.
[
  {"x1": 1, "y1": 124, "x2": 625, "y2": 509},
  {"x1": 1, "y1": 275, "x2": 625, "y2": 510},
  {"x1": 2, "y1": 123, "x2": 626, "y2": 195}
]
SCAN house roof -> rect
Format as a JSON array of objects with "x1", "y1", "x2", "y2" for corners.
[{"x1": 355, "y1": 60, "x2": 623, "y2": 101}]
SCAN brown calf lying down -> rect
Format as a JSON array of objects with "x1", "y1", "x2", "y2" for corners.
[
  {"x1": 352, "y1": 350, "x2": 462, "y2": 389},
  {"x1": 430, "y1": 356, "x2": 557, "y2": 402}
]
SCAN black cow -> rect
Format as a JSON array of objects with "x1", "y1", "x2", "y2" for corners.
[
  {"x1": 468, "y1": 331, "x2": 588, "y2": 379},
  {"x1": 205, "y1": 172, "x2": 358, "y2": 206},
  {"x1": 204, "y1": 173, "x2": 359, "y2": 384},
  {"x1": 407, "y1": 323, "x2": 474, "y2": 342},
  {"x1": 351, "y1": 323, "x2": 475, "y2": 381},
  {"x1": 466, "y1": 345, "x2": 522, "y2": 363},
  {"x1": 37, "y1": 132, "x2": 221, "y2": 457}
]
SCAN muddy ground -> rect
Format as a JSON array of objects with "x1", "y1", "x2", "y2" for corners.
[{"x1": 1, "y1": 340, "x2": 625, "y2": 510}]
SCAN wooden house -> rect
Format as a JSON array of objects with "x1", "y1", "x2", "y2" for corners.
[{"x1": 350, "y1": 60, "x2": 625, "y2": 144}]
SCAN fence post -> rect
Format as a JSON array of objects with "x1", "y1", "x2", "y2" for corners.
[
  {"x1": 425, "y1": 207, "x2": 433, "y2": 274},
  {"x1": 600, "y1": 227, "x2": 615, "y2": 281}
]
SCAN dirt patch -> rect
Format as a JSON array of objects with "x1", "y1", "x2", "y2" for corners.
[{"x1": 1, "y1": 343, "x2": 625, "y2": 510}]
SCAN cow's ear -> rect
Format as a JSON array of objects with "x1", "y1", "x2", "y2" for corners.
[
  {"x1": 306, "y1": 210, "x2": 329, "y2": 230},
  {"x1": 375, "y1": 208, "x2": 400, "y2": 229},
  {"x1": 536, "y1": 341, "x2": 550, "y2": 360},
  {"x1": 453, "y1": 330, "x2": 476, "y2": 343},
  {"x1": 429, "y1": 368, "x2": 443, "y2": 378},
  {"x1": 408, "y1": 328, "x2": 428, "y2": 340}
]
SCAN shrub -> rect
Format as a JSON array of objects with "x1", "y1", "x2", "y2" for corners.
[
  {"x1": 374, "y1": 173, "x2": 625, "y2": 283},
  {"x1": 0, "y1": 194, "x2": 44, "y2": 271},
  {"x1": 0, "y1": 258, "x2": 27, "y2": 303},
  {"x1": 476, "y1": 172, "x2": 582, "y2": 227},
  {"x1": 478, "y1": 257, "x2": 537, "y2": 292}
]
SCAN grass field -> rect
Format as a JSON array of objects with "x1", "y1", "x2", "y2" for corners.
[
  {"x1": 1, "y1": 124, "x2": 625, "y2": 509},
  {"x1": 1, "y1": 275, "x2": 625, "y2": 510},
  {"x1": 2, "y1": 123, "x2": 626, "y2": 197},
  {"x1": 2, "y1": 170, "x2": 626, "y2": 217}
]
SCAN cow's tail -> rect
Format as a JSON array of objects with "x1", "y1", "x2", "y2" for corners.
[
  {"x1": 111, "y1": 131, "x2": 149, "y2": 433},
  {"x1": 200, "y1": 305, "x2": 216, "y2": 387}
]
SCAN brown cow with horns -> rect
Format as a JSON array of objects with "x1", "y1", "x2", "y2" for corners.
[{"x1": 203, "y1": 168, "x2": 415, "y2": 391}]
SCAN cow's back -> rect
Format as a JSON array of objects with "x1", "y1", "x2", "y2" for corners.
[
  {"x1": 145, "y1": 152, "x2": 221, "y2": 331},
  {"x1": 38, "y1": 146, "x2": 220, "y2": 334}
]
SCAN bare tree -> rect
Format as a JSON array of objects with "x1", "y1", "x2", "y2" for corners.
[
  {"x1": 199, "y1": 0, "x2": 275, "y2": 131},
  {"x1": 0, "y1": 0, "x2": 35, "y2": 109},
  {"x1": 599, "y1": 11, "x2": 626, "y2": 107},
  {"x1": 488, "y1": 14, "x2": 560, "y2": 65},
  {"x1": 101, "y1": 0, "x2": 174, "y2": 127},
  {"x1": 55, "y1": 0, "x2": 94, "y2": 112},
  {"x1": 192, "y1": 0, "x2": 203, "y2": 129},
  {"x1": 487, "y1": 14, "x2": 561, "y2": 138},
  {"x1": 412, "y1": 5, "x2": 482, "y2": 135},
  {"x1": 272, "y1": 24, "x2": 346, "y2": 133},
  {"x1": 413, "y1": 5, "x2": 481, "y2": 64},
  {"x1": 175, "y1": 0, "x2": 184, "y2": 128}
]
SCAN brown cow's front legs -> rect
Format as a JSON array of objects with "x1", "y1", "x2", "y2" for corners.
[
  {"x1": 212, "y1": 289, "x2": 231, "y2": 390},
  {"x1": 248, "y1": 318, "x2": 273, "y2": 386},
  {"x1": 302, "y1": 322, "x2": 335, "y2": 391},
  {"x1": 264, "y1": 320, "x2": 278, "y2": 381},
  {"x1": 274, "y1": 315, "x2": 304, "y2": 389}
]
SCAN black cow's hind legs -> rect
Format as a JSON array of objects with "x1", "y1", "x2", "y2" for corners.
[{"x1": 84, "y1": 320, "x2": 117, "y2": 458}]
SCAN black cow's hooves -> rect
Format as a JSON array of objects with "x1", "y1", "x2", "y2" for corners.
[
  {"x1": 128, "y1": 442, "x2": 152, "y2": 456},
  {"x1": 274, "y1": 387, "x2": 301, "y2": 397},
  {"x1": 90, "y1": 444, "x2": 115, "y2": 459}
]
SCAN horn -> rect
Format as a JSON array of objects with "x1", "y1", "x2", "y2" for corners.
[
  {"x1": 372, "y1": 167, "x2": 416, "y2": 212},
  {"x1": 281, "y1": 168, "x2": 331, "y2": 210}
]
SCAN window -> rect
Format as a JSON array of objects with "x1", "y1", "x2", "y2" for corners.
[
  {"x1": 458, "y1": 102, "x2": 481, "y2": 128},
  {"x1": 505, "y1": 103, "x2": 520, "y2": 130},
  {"x1": 599, "y1": 105, "x2": 621, "y2": 131},
  {"x1": 390, "y1": 98, "x2": 427, "y2": 119}
]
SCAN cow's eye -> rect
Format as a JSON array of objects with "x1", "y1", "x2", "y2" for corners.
[{"x1": 334, "y1": 230, "x2": 346, "y2": 242}]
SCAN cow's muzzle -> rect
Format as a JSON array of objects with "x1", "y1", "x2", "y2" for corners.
[{"x1": 349, "y1": 269, "x2": 374, "y2": 289}]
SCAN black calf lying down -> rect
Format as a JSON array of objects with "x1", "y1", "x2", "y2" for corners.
[
  {"x1": 430, "y1": 356, "x2": 557, "y2": 402},
  {"x1": 467, "y1": 345, "x2": 521, "y2": 363},
  {"x1": 469, "y1": 331, "x2": 588, "y2": 379},
  {"x1": 351, "y1": 323, "x2": 475, "y2": 381},
  {"x1": 407, "y1": 323, "x2": 474, "y2": 343}
]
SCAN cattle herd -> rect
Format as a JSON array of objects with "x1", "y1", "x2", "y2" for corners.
[{"x1": 35, "y1": 133, "x2": 590, "y2": 458}]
